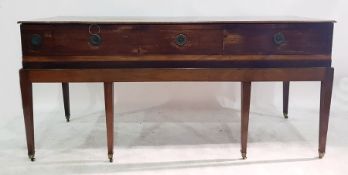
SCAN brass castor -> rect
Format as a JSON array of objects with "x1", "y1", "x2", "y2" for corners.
[
  {"x1": 108, "y1": 154, "x2": 113, "y2": 163},
  {"x1": 66, "y1": 115, "x2": 70, "y2": 122},
  {"x1": 283, "y1": 112, "x2": 288, "y2": 119},
  {"x1": 28, "y1": 154, "x2": 35, "y2": 161},
  {"x1": 319, "y1": 152, "x2": 325, "y2": 159},
  {"x1": 241, "y1": 152, "x2": 247, "y2": 160}
]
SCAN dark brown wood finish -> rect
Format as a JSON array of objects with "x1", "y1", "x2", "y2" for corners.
[
  {"x1": 104, "y1": 82, "x2": 114, "y2": 162},
  {"x1": 23, "y1": 55, "x2": 331, "y2": 62},
  {"x1": 18, "y1": 17, "x2": 335, "y2": 161},
  {"x1": 22, "y1": 55, "x2": 332, "y2": 69},
  {"x1": 19, "y1": 70, "x2": 35, "y2": 161},
  {"x1": 62, "y1": 83, "x2": 70, "y2": 122},
  {"x1": 318, "y1": 68, "x2": 334, "y2": 158},
  {"x1": 20, "y1": 23, "x2": 333, "y2": 57},
  {"x1": 283, "y1": 81, "x2": 290, "y2": 119},
  {"x1": 21, "y1": 24, "x2": 139, "y2": 56},
  {"x1": 21, "y1": 24, "x2": 55, "y2": 56},
  {"x1": 21, "y1": 68, "x2": 331, "y2": 82},
  {"x1": 54, "y1": 25, "x2": 139, "y2": 55},
  {"x1": 224, "y1": 23, "x2": 333, "y2": 55},
  {"x1": 241, "y1": 82, "x2": 251, "y2": 159},
  {"x1": 139, "y1": 27, "x2": 223, "y2": 55}
]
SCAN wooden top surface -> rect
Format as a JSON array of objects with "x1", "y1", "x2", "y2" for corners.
[{"x1": 18, "y1": 16, "x2": 336, "y2": 24}]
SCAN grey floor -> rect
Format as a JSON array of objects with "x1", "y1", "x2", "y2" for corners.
[{"x1": 1, "y1": 101, "x2": 347, "y2": 175}]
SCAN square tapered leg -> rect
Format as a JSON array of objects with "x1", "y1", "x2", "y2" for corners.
[
  {"x1": 62, "y1": 82, "x2": 70, "y2": 122},
  {"x1": 318, "y1": 68, "x2": 334, "y2": 158},
  {"x1": 283, "y1": 81, "x2": 290, "y2": 119},
  {"x1": 104, "y1": 82, "x2": 114, "y2": 162},
  {"x1": 20, "y1": 70, "x2": 35, "y2": 161},
  {"x1": 241, "y1": 82, "x2": 251, "y2": 159}
]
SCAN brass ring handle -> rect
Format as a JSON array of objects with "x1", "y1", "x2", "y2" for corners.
[
  {"x1": 89, "y1": 24, "x2": 101, "y2": 35},
  {"x1": 175, "y1": 34, "x2": 187, "y2": 46}
]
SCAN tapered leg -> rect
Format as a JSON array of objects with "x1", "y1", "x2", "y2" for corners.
[
  {"x1": 241, "y1": 82, "x2": 251, "y2": 159},
  {"x1": 62, "y1": 83, "x2": 70, "y2": 122},
  {"x1": 104, "y1": 82, "x2": 114, "y2": 162},
  {"x1": 283, "y1": 81, "x2": 290, "y2": 119},
  {"x1": 318, "y1": 68, "x2": 334, "y2": 159},
  {"x1": 20, "y1": 70, "x2": 35, "y2": 161}
]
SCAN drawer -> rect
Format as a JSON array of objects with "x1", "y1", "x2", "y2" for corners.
[
  {"x1": 54, "y1": 24, "x2": 138, "y2": 55},
  {"x1": 21, "y1": 24, "x2": 55, "y2": 56},
  {"x1": 21, "y1": 23, "x2": 333, "y2": 57},
  {"x1": 139, "y1": 27, "x2": 223, "y2": 55},
  {"x1": 223, "y1": 23, "x2": 333, "y2": 55},
  {"x1": 21, "y1": 24, "x2": 139, "y2": 56}
]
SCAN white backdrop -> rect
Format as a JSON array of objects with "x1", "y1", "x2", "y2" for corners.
[{"x1": 0, "y1": 0, "x2": 347, "y2": 120}]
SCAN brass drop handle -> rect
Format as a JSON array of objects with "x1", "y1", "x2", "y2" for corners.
[
  {"x1": 88, "y1": 24, "x2": 102, "y2": 46},
  {"x1": 89, "y1": 24, "x2": 101, "y2": 35},
  {"x1": 273, "y1": 32, "x2": 286, "y2": 45},
  {"x1": 175, "y1": 33, "x2": 187, "y2": 46}
]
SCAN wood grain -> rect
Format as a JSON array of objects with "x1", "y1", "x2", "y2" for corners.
[
  {"x1": 23, "y1": 55, "x2": 331, "y2": 62},
  {"x1": 22, "y1": 67, "x2": 331, "y2": 82},
  {"x1": 22, "y1": 55, "x2": 331, "y2": 69},
  {"x1": 21, "y1": 23, "x2": 333, "y2": 58},
  {"x1": 20, "y1": 70, "x2": 35, "y2": 157},
  {"x1": 223, "y1": 23, "x2": 333, "y2": 55},
  {"x1": 318, "y1": 68, "x2": 334, "y2": 157},
  {"x1": 53, "y1": 25, "x2": 139, "y2": 55},
  {"x1": 241, "y1": 82, "x2": 251, "y2": 158},
  {"x1": 104, "y1": 82, "x2": 114, "y2": 161},
  {"x1": 139, "y1": 29, "x2": 223, "y2": 54}
]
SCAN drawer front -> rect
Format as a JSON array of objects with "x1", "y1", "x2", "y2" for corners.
[
  {"x1": 21, "y1": 24, "x2": 139, "y2": 56},
  {"x1": 21, "y1": 25, "x2": 55, "y2": 56},
  {"x1": 21, "y1": 23, "x2": 333, "y2": 58},
  {"x1": 223, "y1": 23, "x2": 333, "y2": 55},
  {"x1": 54, "y1": 25, "x2": 138, "y2": 55},
  {"x1": 139, "y1": 27, "x2": 223, "y2": 55}
]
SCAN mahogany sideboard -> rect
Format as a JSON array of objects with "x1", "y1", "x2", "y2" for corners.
[{"x1": 18, "y1": 17, "x2": 335, "y2": 162}]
